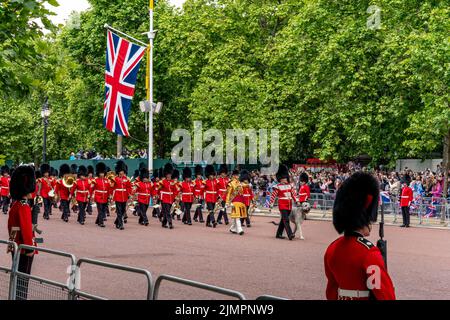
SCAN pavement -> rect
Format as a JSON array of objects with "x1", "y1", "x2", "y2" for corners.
[{"x1": 0, "y1": 208, "x2": 449, "y2": 300}]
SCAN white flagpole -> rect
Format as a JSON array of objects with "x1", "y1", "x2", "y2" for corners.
[{"x1": 148, "y1": 0, "x2": 154, "y2": 174}]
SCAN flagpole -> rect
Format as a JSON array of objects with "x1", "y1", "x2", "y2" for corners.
[{"x1": 148, "y1": 0, "x2": 154, "y2": 174}]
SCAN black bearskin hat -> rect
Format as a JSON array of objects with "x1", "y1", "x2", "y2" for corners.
[
  {"x1": 87, "y1": 165, "x2": 94, "y2": 176},
  {"x1": 78, "y1": 165, "x2": 88, "y2": 177},
  {"x1": 35, "y1": 169, "x2": 42, "y2": 179},
  {"x1": 300, "y1": 172, "x2": 309, "y2": 183},
  {"x1": 1, "y1": 165, "x2": 10, "y2": 175},
  {"x1": 163, "y1": 163, "x2": 173, "y2": 177},
  {"x1": 332, "y1": 172, "x2": 379, "y2": 234},
  {"x1": 183, "y1": 167, "x2": 192, "y2": 180},
  {"x1": 96, "y1": 162, "x2": 106, "y2": 176},
  {"x1": 139, "y1": 168, "x2": 150, "y2": 180},
  {"x1": 239, "y1": 169, "x2": 250, "y2": 182},
  {"x1": 401, "y1": 174, "x2": 411, "y2": 185},
  {"x1": 10, "y1": 165, "x2": 36, "y2": 200},
  {"x1": 158, "y1": 167, "x2": 164, "y2": 179},
  {"x1": 232, "y1": 168, "x2": 239, "y2": 176},
  {"x1": 194, "y1": 165, "x2": 203, "y2": 177},
  {"x1": 133, "y1": 169, "x2": 139, "y2": 179},
  {"x1": 276, "y1": 164, "x2": 290, "y2": 182},
  {"x1": 51, "y1": 167, "x2": 58, "y2": 177},
  {"x1": 139, "y1": 162, "x2": 147, "y2": 170},
  {"x1": 219, "y1": 164, "x2": 228, "y2": 174},
  {"x1": 70, "y1": 164, "x2": 78, "y2": 174},
  {"x1": 59, "y1": 164, "x2": 71, "y2": 177},
  {"x1": 115, "y1": 160, "x2": 127, "y2": 175},
  {"x1": 40, "y1": 163, "x2": 50, "y2": 174},
  {"x1": 205, "y1": 164, "x2": 215, "y2": 177},
  {"x1": 172, "y1": 169, "x2": 180, "y2": 180}
]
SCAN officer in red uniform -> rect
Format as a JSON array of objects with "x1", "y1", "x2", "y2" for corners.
[
  {"x1": 38, "y1": 163, "x2": 53, "y2": 220},
  {"x1": 71, "y1": 166, "x2": 91, "y2": 225},
  {"x1": 50, "y1": 167, "x2": 58, "y2": 209},
  {"x1": 216, "y1": 164, "x2": 230, "y2": 225},
  {"x1": 240, "y1": 170, "x2": 254, "y2": 227},
  {"x1": 111, "y1": 161, "x2": 132, "y2": 230},
  {"x1": 134, "y1": 167, "x2": 153, "y2": 226},
  {"x1": 269, "y1": 165, "x2": 298, "y2": 240},
  {"x1": 158, "y1": 163, "x2": 175, "y2": 229},
  {"x1": 324, "y1": 172, "x2": 396, "y2": 300},
  {"x1": 400, "y1": 174, "x2": 413, "y2": 228},
  {"x1": 298, "y1": 172, "x2": 310, "y2": 203},
  {"x1": 1, "y1": 165, "x2": 11, "y2": 214},
  {"x1": 8, "y1": 165, "x2": 37, "y2": 300},
  {"x1": 55, "y1": 164, "x2": 72, "y2": 222},
  {"x1": 193, "y1": 165, "x2": 205, "y2": 223},
  {"x1": 92, "y1": 162, "x2": 110, "y2": 228},
  {"x1": 180, "y1": 167, "x2": 195, "y2": 225},
  {"x1": 86, "y1": 165, "x2": 95, "y2": 216},
  {"x1": 203, "y1": 164, "x2": 218, "y2": 228}
]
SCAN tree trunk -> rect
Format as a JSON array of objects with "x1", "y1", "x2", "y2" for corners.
[
  {"x1": 441, "y1": 129, "x2": 450, "y2": 224},
  {"x1": 117, "y1": 135, "x2": 123, "y2": 158}
]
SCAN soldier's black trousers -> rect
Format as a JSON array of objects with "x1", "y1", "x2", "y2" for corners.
[
  {"x1": 96, "y1": 202, "x2": 107, "y2": 225},
  {"x1": 1, "y1": 196, "x2": 10, "y2": 214},
  {"x1": 161, "y1": 202, "x2": 173, "y2": 226},
  {"x1": 77, "y1": 202, "x2": 87, "y2": 223},
  {"x1": 277, "y1": 210, "x2": 293, "y2": 238},
  {"x1": 241, "y1": 205, "x2": 251, "y2": 226},
  {"x1": 217, "y1": 200, "x2": 228, "y2": 224},
  {"x1": 401, "y1": 206, "x2": 410, "y2": 226},
  {"x1": 43, "y1": 197, "x2": 52, "y2": 218},
  {"x1": 137, "y1": 203, "x2": 149, "y2": 224},
  {"x1": 87, "y1": 202, "x2": 93, "y2": 214},
  {"x1": 12, "y1": 253, "x2": 34, "y2": 300},
  {"x1": 60, "y1": 200, "x2": 70, "y2": 220},
  {"x1": 193, "y1": 199, "x2": 204, "y2": 222},
  {"x1": 206, "y1": 202, "x2": 216, "y2": 225},
  {"x1": 182, "y1": 202, "x2": 192, "y2": 223},
  {"x1": 115, "y1": 202, "x2": 126, "y2": 228}
]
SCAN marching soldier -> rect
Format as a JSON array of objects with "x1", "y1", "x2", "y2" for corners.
[
  {"x1": 269, "y1": 165, "x2": 299, "y2": 240},
  {"x1": 50, "y1": 167, "x2": 58, "y2": 209},
  {"x1": 71, "y1": 166, "x2": 91, "y2": 225},
  {"x1": 38, "y1": 164, "x2": 53, "y2": 220},
  {"x1": 158, "y1": 163, "x2": 175, "y2": 229},
  {"x1": 203, "y1": 164, "x2": 218, "y2": 228},
  {"x1": 298, "y1": 172, "x2": 311, "y2": 203},
  {"x1": 226, "y1": 169, "x2": 246, "y2": 235},
  {"x1": 193, "y1": 165, "x2": 205, "y2": 223},
  {"x1": 216, "y1": 164, "x2": 229, "y2": 225},
  {"x1": 69, "y1": 164, "x2": 78, "y2": 215},
  {"x1": 30, "y1": 169, "x2": 42, "y2": 231},
  {"x1": 170, "y1": 169, "x2": 182, "y2": 221},
  {"x1": 55, "y1": 164, "x2": 72, "y2": 222},
  {"x1": 151, "y1": 168, "x2": 162, "y2": 219},
  {"x1": 180, "y1": 167, "x2": 195, "y2": 225},
  {"x1": 400, "y1": 174, "x2": 413, "y2": 228},
  {"x1": 92, "y1": 162, "x2": 110, "y2": 228},
  {"x1": 1, "y1": 165, "x2": 11, "y2": 214},
  {"x1": 324, "y1": 172, "x2": 396, "y2": 300},
  {"x1": 111, "y1": 161, "x2": 132, "y2": 230},
  {"x1": 240, "y1": 170, "x2": 254, "y2": 228},
  {"x1": 86, "y1": 165, "x2": 95, "y2": 216},
  {"x1": 133, "y1": 167, "x2": 152, "y2": 226}
]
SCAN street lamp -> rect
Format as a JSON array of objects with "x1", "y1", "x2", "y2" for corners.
[{"x1": 41, "y1": 97, "x2": 51, "y2": 163}]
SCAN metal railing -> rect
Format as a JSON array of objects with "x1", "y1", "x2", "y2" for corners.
[
  {"x1": 256, "y1": 294, "x2": 289, "y2": 300},
  {"x1": 0, "y1": 240, "x2": 17, "y2": 300}
]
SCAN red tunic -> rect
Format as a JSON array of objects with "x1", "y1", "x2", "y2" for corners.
[
  {"x1": 180, "y1": 181, "x2": 195, "y2": 203},
  {"x1": 158, "y1": 179, "x2": 176, "y2": 204},
  {"x1": 194, "y1": 178, "x2": 205, "y2": 199},
  {"x1": 134, "y1": 181, "x2": 153, "y2": 205},
  {"x1": 324, "y1": 232, "x2": 396, "y2": 300},
  {"x1": 31, "y1": 183, "x2": 39, "y2": 199},
  {"x1": 92, "y1": 177, "x2": 110, "y2": 204},
  {"x1": 112, "y1": 176, "x2": 132, "y2": 203},
  {"x1": 400, "y1": 186, "x2": 413, "y2": 207},
  {"x1": 242, "y1": 184, "x2": 254, "y2": 206},
  {"x1": 8, "y1": 200, "x2": 36, "y2": 254},
  {"x1": 39, "y1": 177, "x2": 53, "y2": 199},
  {"x1": 298, "y1": 184, "x2": 311, "y2": 203},
  {"x1": 55, "y1": 179, "x2": 71, "y2": 201},
  {"x1": 0, "y1": 176, "x2": 10, "y2": 196},
  {"x1": 217, "y1": 177, "x2": 229, "y2": 201},
  {"x1": 204, "y1": 179, "x2": 219, "y2": 203},
  {"x1": 71, "y1": 179, "x2": 91, "y2": 203},
  {"x1": 269, "y1": 183, "x2": 298, "y2": 211}
]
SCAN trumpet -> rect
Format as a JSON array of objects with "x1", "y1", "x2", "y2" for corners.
[
  {"x1": 170, "y1": 194, "x2": 183, "y2": 216},
  {"x1": 63, "y1": 174, "x2": 77, "y2": 188},
  {"x1": 106, "y1": 171, "x2": 116, "y2": 187}
]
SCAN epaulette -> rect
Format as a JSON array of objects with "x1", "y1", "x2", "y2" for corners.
[{"x1": 357, "y1": 237, "x2": 374, "y2": 250}]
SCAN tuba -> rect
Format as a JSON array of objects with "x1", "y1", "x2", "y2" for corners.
[
  {"x1": 63, "y1": 174, "x2": 76, "y2": 189},
  {"x1": 106, "y1": 171, "x2": 116, "y2": 187}
]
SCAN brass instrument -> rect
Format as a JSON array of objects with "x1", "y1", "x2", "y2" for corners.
[
  {"x1": 34, "y1": 196, "x2": 43, "y2": 206},
  {"x1": 106, "y1": 171, "x2": 116, "y2": 186},
  {"x1": 213, "y1": 196, "x2": 224, "y2": 216},
  {"x1": 62, "y1": 174, "x2": 76, "y2": 189},
  {"x1": 170, "y1": 194, "x2": 182, "y2": 216}
]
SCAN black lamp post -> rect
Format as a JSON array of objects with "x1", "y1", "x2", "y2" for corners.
[{"x1": 41, "y1": 97, "x2": 51, "y2": 163}]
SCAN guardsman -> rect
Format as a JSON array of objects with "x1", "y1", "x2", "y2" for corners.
[
  {"x1": 298, "y1": 172, "x2": 311, "y2": 203},
  {"x1": 50, "y1": 167, "x2": 58, "y2": 209},
  {"x1": 180, "y1": 167, "x2": 195, "y2": 225},
  {"x1": 203, "y1": 164, "x2": 218, "y2": 228},
  {"x1": 86, "y1": 165, "x2": 95, "y2": 216},
  {"x1": 240, "y1": 170, "x2": 254, "y2": 228},
  {"x1": 38, "y1": 164, "x2": 53, "y2": 220},
  {"x1": 92, "y1": 162, "x2": 110, "y2": 228},
  {"x1": 1, "y1": 165, "x2": 11, "y2": 214},
  {"x1": 111, "y1": 161, "x2": 132, "y2": 230},
  {"x1": 193, "y1": 165, "x2": 205, "y2": 223},
  {"x1": 226, "y1": 169, "x2": 246, "y2": 235},
  {"x1": 151, "y1": 168, "x2": 161, "y2": 218},
  {"x1": 30, "y1": 169, "x2": 42, "y2": 231},
  {"x1": 400, "y1": 174, "x2": 413, "y2": 228},
  {"x1": 170, "y1": 169, "x2": 182, "y2": 221},
  {"x1": 8, "y1": 165, "x2": 37, "y2": 300},
  {"x1": 269, "y1": 165, "x2": 299, "y2": 240},
  {"x1": 133, "y1": 167, "x2": 152, "y2": 226},
  {"x1": 55, "y1": 164, "x2": 72, "y2": 222},
  {"x1": 216, "y1": 164, "x2": 229, "y2": 225},
  {"x1": 71, "y1": 166, "x2": 91, "y2": 225},
  {"x1": 130, "y1": 169, "x2": 141, "y2": 216},
  {"x1": 158, "y1": 163, "x2": 175, "y2": 229},
  {"x1": 324, "y1": 172, "x2": 396, "y2": 300}
]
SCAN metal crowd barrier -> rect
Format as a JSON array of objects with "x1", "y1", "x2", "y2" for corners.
[
  {"x1": 256, "y1": 295, "x2": 289, "y2": 300},
  {"x1": 0, "y1": 240, "x2": 17, "y2": 300},
  {"x1": 153, "y1": 274, "x2": 246, "y2": 300}
]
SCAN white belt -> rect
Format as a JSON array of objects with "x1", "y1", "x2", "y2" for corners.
[
  {"x1": 77, "y1": 190, "x2": 89, "y2": 193},
  {"x1": 96, "y1": 190, "x2": 108, "y2": 193},
  {"x1": 206, "y1": 191, "x2": 217, "y2": 194},
  {"x1": 136, "y1": 193, "x2": 151, "y2": 196},
  {"x1": 183, "y1": 192, "x2": 193, "y2": 195},
  {"x1": 219, "y1": 189, "x2": 227, "y2": 192},
  {"x1": 116, "y1": 189, "x2": 126, "y2": 191},
  {"x1": 0, "y1": 186, "x2": 9, "y2": 189},
  {"x1": 299, "y1": 193, "x2": 307, "y2": 196},
  {"x1": 279, "y1": 197, "x2": 292, "y2": 200},
  {"x1": 243, "y1": 194, "x2": 251, "y2": 197},
  {"x1": 400, "y1": 196, "x2": 409, "y2": 198},
  {"x1": 338, "y1": 289, "x2": 370, "y2": 298},
  {"x1": 161, "y1": 191, "x2": 173, "y2": 195}
]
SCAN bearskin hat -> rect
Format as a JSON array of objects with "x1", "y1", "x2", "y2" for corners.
[
  {"x1": 163, "y1": 163, "x2": 173, "y2": 177},
  {"x1": 239, "y1": 169, "x2": 250, "y2": 182},
  {"x1": 172, "y1": 169, "x2": 180, "y2": 180},
  {"x1": 115, "y1": 160, "x2": 127, "y2": 175},
  {"x1": 232, "y1": 168, "x2": 239, "y2": 176},
  {"x1": 133, "y1": 169, "x2": 139, "y2": 179},
  {"x1": 1, "y1": 165, "x2": 10, "y2": 175},
  {"x1": 219, "y1": 164, "x2": 228, "y2": 174},
  {"x1": 59, "y1": 164, "x2": 71, "y2": 177},
  {"x1": 10, "y1": 165, "x2": 36, "y2": 200},
  {"x1": 50, "y1": 167, "x2": 58, "y2": 177},
  {"x1": 139, "y1": 167, "x2": 150, "y2": 180},
  {"x1": 158, "y1": 167, "x2": 164, "y2": 179},
  {"x1": 194, "y1": 164, "x2": 203, "y2": 177},
  {"x1": 276, "y1": 164, "x2": 290, "y2": 182},
  {"x1": 401, "y1": 174, "x2": 411, "y2": 185},
  {"x1": 183, "y1": 167, "x2": 192, "y2": 180},
  {"x1": 96, "y1": 162, "x2": 106, "y2": 176},
  {"x1": 87, "y1": 165, "x2": 94, "y2": 176},
  {"x1": 205, "y1": 164, "x2": 215, "y2": 177},
  {"x1": 35, "y1": 169, "x2": 42, "y2": 179},
  {"x1": 139, "y1": 162, "x2": 147, "y2": 170},
  {"x1": 78, "y1": 165, "x2": 88, "y2": 177},
  {"x1": 300, "y1": 172, "x2": 309, "y2": 183},
  {"x1": 332, "y1": 172, "x2": 379, "y2": 234},
  {"x1": 40, "y1": 163, "x2": 50, "y2": 174}
]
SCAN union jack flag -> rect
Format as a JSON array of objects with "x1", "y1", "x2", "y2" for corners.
[{"x1": 103, "y1": 30, "x2": 146, "y2": 136}]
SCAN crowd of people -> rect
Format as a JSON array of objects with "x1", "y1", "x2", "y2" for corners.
[{"x1": 68, "y1": 148, "x2": 148, "y2": 160}]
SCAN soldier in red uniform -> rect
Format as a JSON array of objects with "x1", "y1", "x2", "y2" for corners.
[
  {"x1": 203, "y1": 164, "x2": 218, "y2": 228},
  {"x1": 269, "y1": 165, "x2": 298, "y2": 240},
  {"x1": 170, "y1": 169, "x2": 182, "y2": 221},
  {"x1": 55, "y1": 164, "x2": 72, "y2": 222},
  {"x1": 216, "y1": 164, "x2": 230, "y2": 225},
  {"x1": 193, "y1": 165, "x2": 205, "y2": 223},
  {"x1": 71, "y1": 166, "x2": 91, "y2": 225},
  {"x1": 1, "y1": 165, "x2": 11, "y2": 214},
  {"x1": 151, "y1": 168, "x2": 162, "y2": 219},
  {"x1": 240, "y1": 170, "x2": 254, "y2": 227},
  {"x1": 38, "y1": 163, "x2": 53, "y2": 220},
  {"x1": 92, "y1": 162, "x2": 110, "y2": 228},
  {"x1": 8, "y1": 165, "x2": 37, "y2": 300},
  {"x1": 324, "y1": 172, "x2": 396, "y2": 300},
  {"x1": 111, "y1": 161, "x2": 132, "y2": 230},
  {"x1": 158, "y1": 163, "x2": 175, "y2": 229},
  {"x1": 134, "y1": 167, "x2": 152, "y2": 226},
  {"x1": 180, "y1": 167, "x2": 195, "y2": 225},
  {"x1": 50, "y1": 167, "x2": 58, "y2": 209},
  {"x1": 400, "y1": 174, "x2": 413, "y2": 228},
  {"x1": 86, "y1": 165, "x2": 95, "y2": 216},
  {"x1": 298, "y1": 172, "x2": 311, "y2": 203}
]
